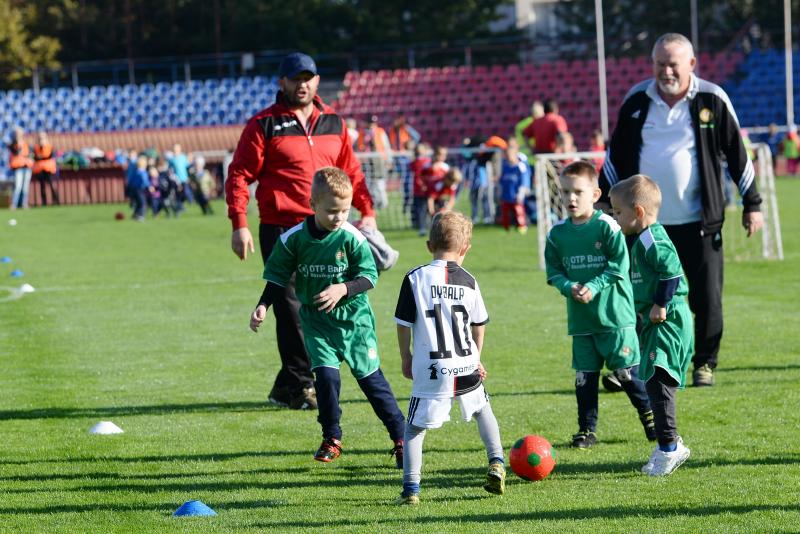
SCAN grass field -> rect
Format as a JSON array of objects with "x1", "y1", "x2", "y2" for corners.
[{"x1": 1, "y1": 180, "x2": 798, "y2": 533}]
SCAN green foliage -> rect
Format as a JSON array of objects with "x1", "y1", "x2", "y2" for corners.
[
  {"x1": 0, "y1": 178, "x2": 798, "y2": 531},
  {"x1": 0, "y1": 0, "x2": 60, "y2": 86}
]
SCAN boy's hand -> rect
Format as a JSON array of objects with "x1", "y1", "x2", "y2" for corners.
[
  {"x1": 250, "y1": 304, "x2": 267, "y2": 332},
  {"x1": 571, "y1": 283, "x2": 592, "y2": 303},
  {"x1": 649, "y1": 304, "x2": 667, "y2": 324},
  {"x1": 401, "y1": 357, "x2": 413, "y2": 379},
  {"x1": 314, "y1": 283, "x2": 347, "y2": 313},
  {"x1": 477, "y1": 362, "x2": 487, "y2": 380}
]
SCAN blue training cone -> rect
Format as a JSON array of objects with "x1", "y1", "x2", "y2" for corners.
[
  {"x1": 173, "y1": 500, "x2": 217, "y2": 517},
  {"x1": 0, "y1": 256, "x2": 10, "y2": 263},
  {"x1": 10, "y1": 269, "x2": 23, "y2": 278}
]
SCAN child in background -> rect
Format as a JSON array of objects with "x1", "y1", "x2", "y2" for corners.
[
  {"x1": 394, "y1": 211, "x2": 505, "y2": 504},
  {"x1": 250, "y1": 166, "x2": 405, "y2": 466},
  {"x1": 544, "y1": 161, "x2": 655, "y2": 448},
  {"x1": 498, "y1": 140, "x2": 531, "y2": 234},
  {"x1": 589, "y1": 130, "x2": 606, "y2": 174},
  {"x1": 609, "y1": 174, "x2": 693, "y2": 476},
  {"x1": 409, "y1": 143, "x2": 432, "y2": 236},
  {"x1": 147, "y1": 166, "x2": 162, "y2": 217},
  {"x1": 128, "y1": 155, "x2": 150, "y2": 221},
  {"x1": 427, "y1": 168, "x2": 462, "y2": 215},
  {"x1": 189, "y1": 156, "x2": 215, "y2": 215}
]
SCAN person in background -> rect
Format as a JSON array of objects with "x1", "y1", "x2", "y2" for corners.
[
  {"x1": 32, "y1": 131, "x2": 59, "y2": 206},
  {"x1": 498, "y1": 140, "x2": 531, "y2": 234},
  {"x1": 599, "y1": 32, "x2": 763, "y2": 387},
  {"x1": 7, "y1": 127, "x2": 33, "y2": 210},
  {"x1": 225, "y1": 52, "x2": 376, "y2": 411},
  {"x1": 516, "y1": 101, "x2": 544, "y2": 159},
  {"x1": 359, "y1": 115, "x2": 392, "y2": 209},
  {"x1": 168, "y1": 143, "x2": 193, "y2": 205},
  {"x1": 525, "y1": 100, "x2": 568, "y2": 154},
  {"x1": 129, "y1": 155, "x2": 150, "y2": 221},
  {"x1": 589, "y1": 130, "x2": 606, "y2": 174},
  {"x1": 409, "y1": 143, "x2": 432, "y2": 236},
  {"x1": 780, "y1": 125, "x2": 799, "y2": 175}
]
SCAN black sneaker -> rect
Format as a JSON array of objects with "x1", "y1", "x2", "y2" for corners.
[
  {"x1": 571, "y1": 430, "x2": 597, "y2": 449},
  {"x1": 314, "y1": 437, "x2": 342, "y2": 463},
  {"x1": 390, "y1": 439, "x2": 404, "y2": 469},
  {"x1": 601, "y1": 372, "x2": 623, "y2": 393},
  {"x1": 268, "y1": 384, "x2": 291, "y2": 408},
  {"x1": 640, "y1": 410, "x2": 657, "y2": 441},
  {"x1": 288, "y1": 386, "x2": 317, "y2": 410}
]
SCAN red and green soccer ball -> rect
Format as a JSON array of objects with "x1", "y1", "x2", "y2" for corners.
[{"x1": 509, "y1": 435, "x2": 556, "y2": 481}]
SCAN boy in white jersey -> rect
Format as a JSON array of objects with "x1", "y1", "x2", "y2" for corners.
[
  {"x1": 610, "y1": 175, "x2": 693, "y2": 476},
  {"x1": 394, "y1": 211, "x2": 505, "y2": 505},
  {"x1": 250, "y1": 167, "x2": 405, "y2": 467}
]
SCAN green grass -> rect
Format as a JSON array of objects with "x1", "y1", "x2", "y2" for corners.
[{"x1": 1, "y1": 180, "x2": 799, "y2": 533}]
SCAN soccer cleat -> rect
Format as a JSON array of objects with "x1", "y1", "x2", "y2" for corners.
[
  {"x1": 396, "y1": 492, "x2": 420, "y2": 505},
  {"x1": 641, "y1": 446, "x2": 659, "y2": 474},
  {"x1": 314, "y1": 437, "x2": 342, "y2": 463},
  {"x1": 289, "y1": 386, "x2": 317, "y2": 410},
  {"x1": 647, "y1": 437, "x2": 690, "y2": 476},
  {"x1": 640, "y1": 410, "x2": 657, "y2": 441},
  {"x1": 483, "y1": 462, "x2": 506, "y2": 495},
  {"x1": 390, "y1": 439, "x2": 404, "y2": 469},
  {"x1": 692, "y1": 364, "x2": 715, "y2": 387},
  {"x1": 601, "y1": 372, "x2": 624, "y2": 393},
  {"x1": 570, "y1": 430, "x2": 597, "y2": 449}
]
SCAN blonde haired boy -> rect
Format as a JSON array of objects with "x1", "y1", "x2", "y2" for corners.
[
  {"x1": 251, "y1": 166, "x2": 405, "y2": 466},
  {"x1": 394, "y1": 211, "x2": 505, "y2": 504},
  {"x1": 610, "y1": 174, "x2": 693, "y2": 476}
]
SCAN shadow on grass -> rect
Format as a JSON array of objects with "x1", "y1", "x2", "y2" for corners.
[
  {"x1": 247, "y1": 503, "x2": 800, "y2": 529},
  {"x1": 0, "y1": 388, "x2": 574, "y2": 422},
  {"x1": 0, "y1": 499, "x2": 285, "y2": 516},
  {"x1": 717, "y1": 364, "x2": 800, "y2": 373}
]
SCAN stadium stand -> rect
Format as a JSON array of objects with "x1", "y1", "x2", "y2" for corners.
[
  {"x1": 335, "y1": 52, "x2": 743, "y2": 148},
  {"x1": 722, "y1": 48, "x2": 800, "y2": 127}
]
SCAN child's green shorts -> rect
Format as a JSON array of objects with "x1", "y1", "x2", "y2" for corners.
[
  {"x1": 300, "y1": 298, "x2": 381, "y2": 380},
  {"x1": 639, "y1": 300, "x2": 693, "y2": 388},
  {"x1": 572, "y1": 327, "x2": 640, "y2": 372}
]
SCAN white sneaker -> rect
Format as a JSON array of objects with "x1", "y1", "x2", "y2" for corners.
[
  {"x1": 648, "y1": 437, "x2": 690, "y2": 476},
  {"x1": 641, "y1": 446, "x2": 659, "y2": 474}
]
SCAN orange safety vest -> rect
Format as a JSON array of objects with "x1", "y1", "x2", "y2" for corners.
[
  {"x1": 33, "y1": 142, "x2": 57, "y2": 174},
  {"x1": 9, "y1": 141, "x2": 33, "y2": 169},
  {"x1": 357, "y1": 126, "x2": 389, "y2": 155},
  {"x1": 388, "y1": 126, "x2": 411, "y2": 151}
]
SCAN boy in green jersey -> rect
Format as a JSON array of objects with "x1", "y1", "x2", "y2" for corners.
[
  {"x1": 545, "y1": 161, "x2": 655, "y2": 448},
  {"x1": 250, "y1": 167, "x2": 405, "y2": 466},
  {"x1": 610, "y1": 174, "x2": 692, "y2": 476}
]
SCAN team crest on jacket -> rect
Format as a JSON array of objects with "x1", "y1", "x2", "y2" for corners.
[
  {"x1": 336, "y1": 250, "x2": 346, "y2": 260},
  {"x1": 699, "y1": 108, "x2": 713, "y2": 123},
  {"x1": 595, "y1": 241, "x2": 602, "y2": 250}
]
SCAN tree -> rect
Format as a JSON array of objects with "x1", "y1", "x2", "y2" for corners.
[{"x1": 0, "y1": 0, "x2": 60, "y2": 86}]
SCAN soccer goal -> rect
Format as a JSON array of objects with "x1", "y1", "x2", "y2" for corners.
[{"x1": 534, "y1": 146, "x2": 784, "y2": 270}]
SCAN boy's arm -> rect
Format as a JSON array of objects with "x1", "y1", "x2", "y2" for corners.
[
  {"x1": 581, "y1": 222, "x2": 627, "y2": 300},
  {"x1": 397, "y1": 325, "x2": 413, "y2": 379},
  {"x1": 647, "y1": 239, "x2": 684, "y2": 323},
  {"x1": 544, "y1": 233, "x2": 575, "y2": 297},
  {"x1": 251, "y1": 282, "x2": 285, "y2": 332},
  {"x1": 471, "y1": 324, "x2": 485, "y2": 355}
]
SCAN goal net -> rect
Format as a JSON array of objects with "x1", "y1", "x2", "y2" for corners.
[{"x1": 534, "y1": 145, "x2": 783, "y2": 269}]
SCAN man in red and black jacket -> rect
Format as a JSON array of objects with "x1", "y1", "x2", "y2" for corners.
[{"x1": 226, "y1": 52, "x2": 376, "y2": 410}]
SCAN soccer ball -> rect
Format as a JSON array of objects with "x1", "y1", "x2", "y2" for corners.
[{"x1": 509, "y1": 435, "x2": 556, "y2": 481}]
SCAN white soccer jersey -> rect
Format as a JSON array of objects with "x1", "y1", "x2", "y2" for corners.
[{"x1": 394, "y1": 259, "x2": 489, "y2": 399}]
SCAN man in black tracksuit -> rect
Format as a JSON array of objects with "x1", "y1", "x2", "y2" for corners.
[{"x1": 599, "y1": 33, "x2": 764, "y2": 387}]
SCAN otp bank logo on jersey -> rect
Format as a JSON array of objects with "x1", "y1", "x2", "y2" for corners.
[{"x1": 296, "y1": 264, "x2": 347, "y2": 278}]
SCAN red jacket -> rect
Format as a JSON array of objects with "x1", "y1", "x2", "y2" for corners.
[{"x1": 226, "y1": 94, "x2": 374, "y2": 229}]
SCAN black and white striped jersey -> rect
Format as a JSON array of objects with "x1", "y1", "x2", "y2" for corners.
[{"x1": 395, "y1": 259, "x2": 489, "y2": 399}]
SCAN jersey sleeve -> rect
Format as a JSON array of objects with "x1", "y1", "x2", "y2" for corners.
[
  {"x1": 263, "y1": 235, "x2": 296, "y2": 287},
  {"x1": 470, "y1": 281, "x2": 489, "y2": 326},
  {"x1": 346, "y1": 233, "x2": 379, "y2": 287},
  {"x1": 582, "y1": 220, "x2": 627, "y2": 299},
  {"x1": 394, "y1": 274, "x2": 417, "y2": 327},
  {"x1": 225, "y1": 118, "x2": 265, "y2": 230},
  {"x1": 545, "y1": 231, "x2": 573, "y2": 297},
  {"x1": 647, "y1": 240, "x2": 684, "y2": 281}
]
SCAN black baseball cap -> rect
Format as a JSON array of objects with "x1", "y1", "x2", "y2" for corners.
[{"x1": 278, "y1": 52, "x2": 318, "y2": 79}]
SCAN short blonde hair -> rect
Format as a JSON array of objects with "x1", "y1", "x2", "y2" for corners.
[
  {"x1": 560, "y1": 160, "x2": 598, "y2": 185},
  {"x1": 311, "y1": 166, "x2": 353, "y2": 202},
  {"x1": 609, "y1": 174, "x2": 662, "y2": 216},
  {"x1": 429, "y1": 211, "x2": 472, "y2": 253}
]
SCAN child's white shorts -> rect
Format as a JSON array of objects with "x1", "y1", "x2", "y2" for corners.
[{"x1": 406, "y1": 385, "x2": 489, "y2": 429}]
